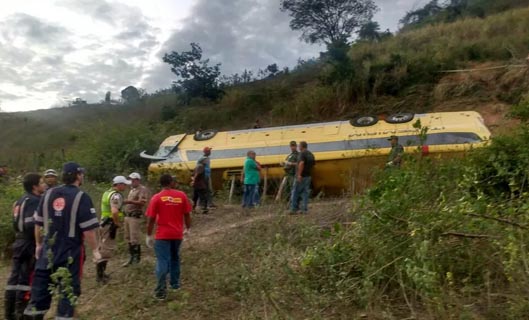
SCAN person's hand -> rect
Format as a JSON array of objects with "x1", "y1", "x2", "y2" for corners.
[
  {"x1": 92, "y1": 249, "x2": 102, "y2": 263},
  {"x1": 184, "y1": 229, "x2": 191, "y2": 237},
  {"x1": 35, "y1": 244, "x2": 43, "y2": 259},
  {"x1": 145, "y1": 235, "x2": 154, "y2": 248},
  {"x1": 297, "y1": 175, "x2": 302, "y2": 183},
  {"x1": 280, "y1": 161, "x2": 286, "y2": 166},
  {"x1": 386, "y1": 161, "x2": 393, "y2": 167}
]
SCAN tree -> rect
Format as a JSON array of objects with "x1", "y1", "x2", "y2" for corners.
[
  {"x1": 280, "y1": 0, "x2": 378, "y2": 46},
  {"x1": 163, "y1": 43, "x2": 224, "y2": 103},
  {"x1": 121, "y1": 86, "x2": 140, "y2": 104}
]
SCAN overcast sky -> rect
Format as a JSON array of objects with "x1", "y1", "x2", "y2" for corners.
[{"x1": 0, "y1": 0, "x2": 427, "y2": 112}]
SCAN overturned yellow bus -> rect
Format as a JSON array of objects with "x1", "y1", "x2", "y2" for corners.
[{"x1": 141, "y1": 111, "x2": 491, "y2": 194}]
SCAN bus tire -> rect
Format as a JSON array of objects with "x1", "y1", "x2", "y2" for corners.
[
  {"x1": 194, "y1": 130, "x2": 217, "y2": 141},
  {"x1": 350, "y1": 115, "x2": 378, "y2": 127},
  {"x1": 386, "y1": 113, "x2": 414, "y2": 124}
]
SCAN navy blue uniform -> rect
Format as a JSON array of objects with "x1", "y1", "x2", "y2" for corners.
[
  {"x1": 24, "y1": 185, "x2": 99, "y2": 320},
  {"x1": 4, "y1": 193, "x2": 40, "y2": 320}
]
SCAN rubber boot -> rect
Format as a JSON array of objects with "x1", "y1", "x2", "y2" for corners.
[
  {"x1": 15, "y1": 300, "x2": 28, "y2": 320},
  {"x1": 96, "y1": 261, "x2": 109, "y2": 284},
  {"x1": 122, "y1": 244, "x2": 134, "y2": 267},
  {"x1": 133, "y1": 245, "x2": 141, "y2": 264}
]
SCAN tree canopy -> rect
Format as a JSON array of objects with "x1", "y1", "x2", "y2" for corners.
[
  {"x1": 163, "y1": 43, "x2": 223, "y2": 103},
  {"x1": 280, "y1": 0, "x2": 378, "y2": 46}
]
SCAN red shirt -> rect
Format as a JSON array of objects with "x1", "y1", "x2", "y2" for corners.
[{"x1": 145, "y1": 189, "x2": 192, "y2": 240}]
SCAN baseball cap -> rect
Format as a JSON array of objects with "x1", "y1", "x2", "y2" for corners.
[
  {"x1": 128, "y1": 172, "x2": 141, "y2": 180},
  {"x1": 387, "y1": 135, "x2": 399, "y2": 140},
  {"x1": 289, "y1": 141, "x2": 297, "y2": 146},
  {"x1": 63, "y1": 162, "x2": 85, "y2": 175},
  {"x1": 203, "y1": 146, "x2": 212, "y2": 153},
  {"x1": 44, "y1": 169, "x2": 58, "y2": 177},
  {"x1": 113, "y1": 176, "x2": 131, "y2": 185}
]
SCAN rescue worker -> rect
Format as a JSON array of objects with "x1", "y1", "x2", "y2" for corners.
[
  {"x1": 23, "y1": 162, "x2": 101, "y2": 320},
  {"x1": 4, "y1": 173, "x2": 46, "y2": 320},
  {"x1": 43, "y1": 169, "x2": 58, "y2": 190},
  {"x1": 145, "y1": 174, "x2": 192, "y2": 300},
  {"x1": 97, "y1": 176, "x2": 130, "y2": 283},
  {"x1": 122, "y1": 172, "x2": 149, "y2": 266},
  {"x1": 386, "y1": 135, "x2": 404, "y2": 168}
]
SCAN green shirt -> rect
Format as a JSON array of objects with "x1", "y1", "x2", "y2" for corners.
[
  {"x1": 243, "y1": 157, "x2": 260, "y2": 185},
  {"x1": 388, "y1": 144, "x2": 404, "y2": 165},
  {"x1": 284, "y1": 151, "x2": 299, "y2": 176}
]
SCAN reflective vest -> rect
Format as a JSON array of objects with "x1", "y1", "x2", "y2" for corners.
[{"x1": 101, "y1": 188, "x2": 124, "y2": 219}]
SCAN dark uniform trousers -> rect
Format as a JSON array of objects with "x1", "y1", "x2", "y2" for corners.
[{"x1": 4, "y1": 238, "x2": 34, "y2": 320}]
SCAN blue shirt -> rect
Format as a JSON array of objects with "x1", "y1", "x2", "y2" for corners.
[
  {"x1": 34, "y1": 185, "x2": 99, "y2": 270},
  {"x1": 197, "y1": 156, "x2": 211, "y2": 178}
]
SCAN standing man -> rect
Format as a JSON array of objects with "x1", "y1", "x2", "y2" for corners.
[
  {"x1": 97, "y1": 176, "x2": 130, "y2": 283},
  {"x1": 386, "y1": 135, "x2": 404, "y2": 168},
  {"x1": 43, "y1": 169, "x2": 58, "y2": 190},
  {"x1": 23, "y1": 162, "x2": 101, "y2": 320},
  {"x1": 290, "y1": 141, "x2": 315, "y2": 214},
  {"x1": 122, "y1": 172, "x2": 149, "y2": 267},
  {"x1": 145, "y1": 174, "x2": 192, "y2": 300},
  {"x1": 191, "y1": 158, "x2": 209, "y2": 214},
  {"x1": 241, "y1": 151, "x2": 261, "y2": 209},
  {"x1": 4, "y1": 173, "x2": 46, "y2": 320},
  {"x1": 282, "y1": 141, "x2": 299, "y2": 203},
  {"x1": 199, "y1": 147, "x2": 217, "y2": 209}
]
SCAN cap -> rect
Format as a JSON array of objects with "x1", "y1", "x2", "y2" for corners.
[
  {"x1": 289, "y1": 141, "x2": 297, "y2": 146},
  {"x1": 63, "y1": 162, "x2": 85, "y2": 175},
  {"x1": 128, "y1": 172, "x2": 141, "y2": 180},
  {"x1": 113, "y1": 176, "x2": 131, "y2": 185},
  {"x1": 44, "y1": 169, "x2": 58, "y2": 177},
  {"x1": 203, "y1": 146, "x2": 212, "y2": 153},
  {"x1": 387, "y1": 135, "x2": 399, "y2": 140}
]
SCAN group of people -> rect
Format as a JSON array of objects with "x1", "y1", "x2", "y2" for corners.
[
  {"x1": 5, "y1": 162, "x2": 192, "y2": 319},
  {"x1": 240, "y1": 140, "x2": 316, "y2": 214}
]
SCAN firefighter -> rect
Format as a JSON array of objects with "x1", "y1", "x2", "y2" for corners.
[
  {"x1": 23, "y1": 162, "x2": 101, "y2": 319},
  {"x1": 4, "y1": 173, "x2": 46, "y2": 320},
  {"x1": 96, "y1": 176, "x2": 130, "y2": 283},
  {"x1": 122, "y1": 172, "x2": 149, "y2": 266}
]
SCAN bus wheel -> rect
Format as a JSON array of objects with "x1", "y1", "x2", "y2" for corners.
[
  {"x1": 194, "y1": 130, "x2": 217, "y2": 141},
  {"x1": 386, "y1": 113, "x2": 414, "y2": 124},
  {"x1": 350, "y1": 115, "x2": 378, "y2": 127}
]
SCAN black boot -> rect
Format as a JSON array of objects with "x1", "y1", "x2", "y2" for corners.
[
  {"x1": 96, "y1": 261, "x2": 109, "y2": 284},
  {"x1": 133, "y1": 245, "x2": 141, "y2": 264},
  {"x1": 15, "y1": 299, "x2": 28, "y2": 320},
  {"x1": 122, "y1": 244, "x2": 134, "y2": 267}
]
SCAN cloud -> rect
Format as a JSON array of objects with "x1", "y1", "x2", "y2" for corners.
[
  {"x1": 142, "y1": 0, "x2": 323, "y2": 91},
  {"x1": 0, "y1": 1, "x2": 161, "y2": 111}
]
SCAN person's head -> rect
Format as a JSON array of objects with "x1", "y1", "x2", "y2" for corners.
[
  {"x1": 128, "y1": 172, "x2": 142, "y2": 188},
  {"x1": 247, "y1": 150, "x2": 256, "y2": 159},
  {"x1": 203, "y1": 146, "x2": 212, "y2": 157},
  {"x1": 160, "y1": 174, "x2": 173, "y2": 188},
  {"x1": 388, "y1": 135, "x2": 398, "y2": 147},
  {"x1": 62, "y1": 162, "x2": 85, "y2": 186},
  {"x1": 299, "y1": 141, "x2": 308, "y2": 151},
  {"x1": 289, "y1": 141, "x2": 297, "y2": 152},
  {"x1": 44, "y1": 169, "x2": 58, "y2": 187},
  {"x1": 112, "y1": 176, "x2": 131, "y2": 191},
  {"x1": 23, "y1": 173, "x2": 46, "y2": 195}
]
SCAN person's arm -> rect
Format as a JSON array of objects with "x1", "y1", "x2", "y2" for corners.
[
  {"x1": 34, "y1": 225, "x2": 43, "y2": 259},
  {"x1": 109, "y1": 193, "x2": 122, "y2": 227},
  {"x1": 83, "y1": 229, "x2": 101, "y2": 261},
  {"x1": 297, "y1": 161, "x2": 305, "y2": 182},
  {"x1": 146, "y1": 216, "x2": 155, "y2": 236},
  {"x1": 184, "y1": 214, "x2": 191, "y2": 230},
  {"x1": 145, "y1": 197, "x2": 157, "y2": 247}
]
